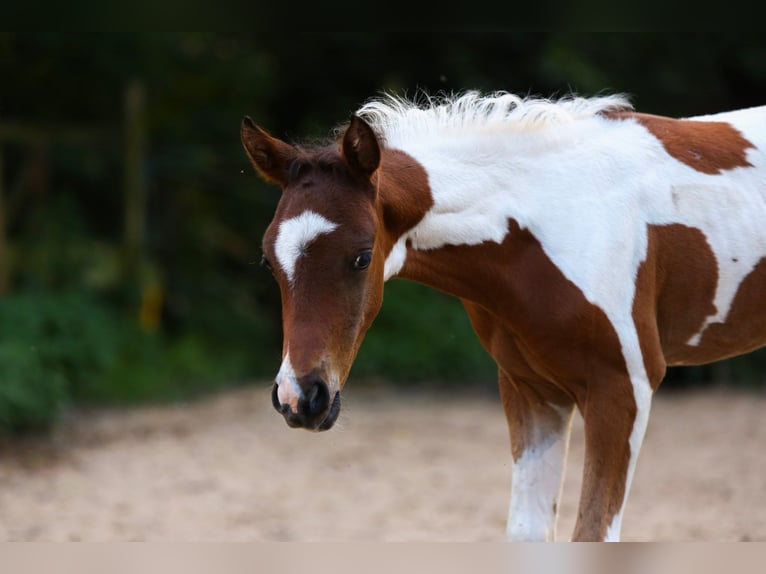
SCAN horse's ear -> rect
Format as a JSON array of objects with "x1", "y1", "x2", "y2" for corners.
[
  {"x1": 342, "y1": 114, "x2": 381, "y2": 179},
  {"x1": 241, "y1": 117, "x2": 296, "y2": 186}
]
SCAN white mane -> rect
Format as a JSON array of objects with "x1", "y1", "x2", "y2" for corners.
[{"x1": 356, "y1": 91, "x2": 633, "y2": 145}]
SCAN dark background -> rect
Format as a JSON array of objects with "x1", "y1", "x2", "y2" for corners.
[{"x1": 1, "y1": 32, "x2": 765, "y2": 433}]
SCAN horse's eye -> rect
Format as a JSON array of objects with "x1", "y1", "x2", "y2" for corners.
[
  {"x1": 352, "y1": 250, "x2": 373, "y2": 271},
  {"x1": 260, "y1": 255, "x2": 274, "y2": 273}
]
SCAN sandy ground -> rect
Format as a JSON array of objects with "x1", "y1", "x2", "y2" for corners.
[{"x1": 1, "y1": 382, "x2": 765, "y2": 542}]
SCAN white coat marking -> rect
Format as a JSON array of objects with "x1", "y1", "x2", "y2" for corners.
[
  {"x1": 276, "y1": 351, "x2": 302, "y2": 413},
  {"x1": 506, "y1": 406, "x2": 574, "y2": 542},
  {"x1": 605, "y1": 515, "x2": 622, "y2": 542},
  {"x1": 383, "y1": 236, "x2": 408, "y2": 280},
  {"x1": 275, "y1": 210, "x2": 338, "y2": 284}
]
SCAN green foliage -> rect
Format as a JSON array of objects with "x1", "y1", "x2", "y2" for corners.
[
  {"x1": 665, "y1": 349, "x2": 766, "y2": 391},
  {"x1": 0, "y1": 290, "x2": 263, "y2": 434},
  {"x1": 355, "y1": 281, "x2": 495, "y2": 383},
  {"x1": 0, "y1": 340, "x2": 68, "y2": 433},
  {"x1": 0, "y1": 291, "x2": 117, "y2": 433},
  {"x1": 92, "y1": 332, "x2": 249, "y2": 404}
]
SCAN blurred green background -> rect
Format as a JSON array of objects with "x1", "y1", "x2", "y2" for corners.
[{"x1": 1, "y1": 32, "x2": 765, "y2": 434}]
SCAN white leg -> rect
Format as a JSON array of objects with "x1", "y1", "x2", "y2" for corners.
[{"x1": 506, "y1": 404, "x2": 575, "y2": 541}]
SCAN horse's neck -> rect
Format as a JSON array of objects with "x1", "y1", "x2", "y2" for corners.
[
  {"x1": 377, "y1": 127, "x2": 596, "y2": 292},
  {"x1": 375, "y1": 114, "x2": 666, "y2": 316}
]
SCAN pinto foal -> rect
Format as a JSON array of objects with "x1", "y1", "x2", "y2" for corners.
[{"x1": 241, "y1": 92, "x2": 766, "y2": 541}]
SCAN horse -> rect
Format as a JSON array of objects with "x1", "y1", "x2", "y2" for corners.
[{"x1": 240, "y1": 91, "x2": 766, "y2": 541}]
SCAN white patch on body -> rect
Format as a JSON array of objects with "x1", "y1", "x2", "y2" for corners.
[
  {"x1": 275, "y1": 210, "x2": 338, "y2": 284},
  {"x1": 275, "y1": 351, "x2": 302, "y2": 414},
  {"x1": 383, "y1": 236, "x2": 408, "y2": 280}
]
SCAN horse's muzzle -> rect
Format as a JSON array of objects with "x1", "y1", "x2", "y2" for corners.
[{"x1": 271, "y1": 381, "x2": 341, "y2": 431}]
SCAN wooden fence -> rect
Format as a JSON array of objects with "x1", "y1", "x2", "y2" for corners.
[{"x1": 0, "y1": 80, "x2": 147, "y2": 297}]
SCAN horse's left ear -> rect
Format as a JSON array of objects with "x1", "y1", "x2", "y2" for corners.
[
  {"x1": 241, "y1": 116, "x2": 297, "y2": 186},
  {"x1": 342, "y1": 114, "x2": 381, "y2": 179}
]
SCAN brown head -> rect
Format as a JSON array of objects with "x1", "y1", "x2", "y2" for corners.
[{"x1": 241, "y1": 115, "x2": 386, "y2": 431}]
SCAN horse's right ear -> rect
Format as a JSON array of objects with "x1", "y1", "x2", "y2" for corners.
[
  {"x1": 241, "y1": 117, "x2": 296, "y2": 186},
  {"x1": 342, "y1": 114, "x2": 381, "y2": 179}
]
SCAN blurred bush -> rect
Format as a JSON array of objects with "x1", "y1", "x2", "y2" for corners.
[
  {"x1": 0, "y1": 290, "x2": 264, "y2": 434},
  {"x1": 356, "y1": 281, "x2": 494, "y2": 382},
  {"x1": 0, "y1": 291, "x2": 113, "y2": 433}
]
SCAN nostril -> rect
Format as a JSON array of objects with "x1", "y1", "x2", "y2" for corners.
[
  {"x1": 272, "y1": 383, "x2": 286, "y2": 413},
  {"x1": 306, "y1": 380, "x2": 330, "y2": 416}
]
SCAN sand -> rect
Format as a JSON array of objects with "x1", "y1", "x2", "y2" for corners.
[{"x1": 1, "y1": 382, "x2": 765, "y2": 541}]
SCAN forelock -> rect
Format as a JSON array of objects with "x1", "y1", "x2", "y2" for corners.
[{"x1": 286, "y1": 146, "x2": 351, "y2": 186}]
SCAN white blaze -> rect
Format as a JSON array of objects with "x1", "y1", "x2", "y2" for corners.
[
  {"x1": 275, "y1": 210, "x2": 338, "y2": 284},
  {"x1": 276, "y1": 351, "x2": 302, "y2": 413}
]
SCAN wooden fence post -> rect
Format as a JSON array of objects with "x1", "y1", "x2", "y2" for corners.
[
  {"x1": 123, "y1": 79, "x2": 147, "y2": 282},
  {"x1": 0, "y1": 147, "x2": 7, "y2": 296}
]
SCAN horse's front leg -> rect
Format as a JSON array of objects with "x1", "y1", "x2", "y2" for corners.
[
  {"x1": 572, "y1": 372, "x2": 653, "y2": 541},
  {"x1": 499, "y1": 370, "x2": 575, "y2": 541}
]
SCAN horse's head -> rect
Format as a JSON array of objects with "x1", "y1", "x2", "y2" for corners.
[{"x1": 241, "y1": 115, "x2": 385, "y2": 431}]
